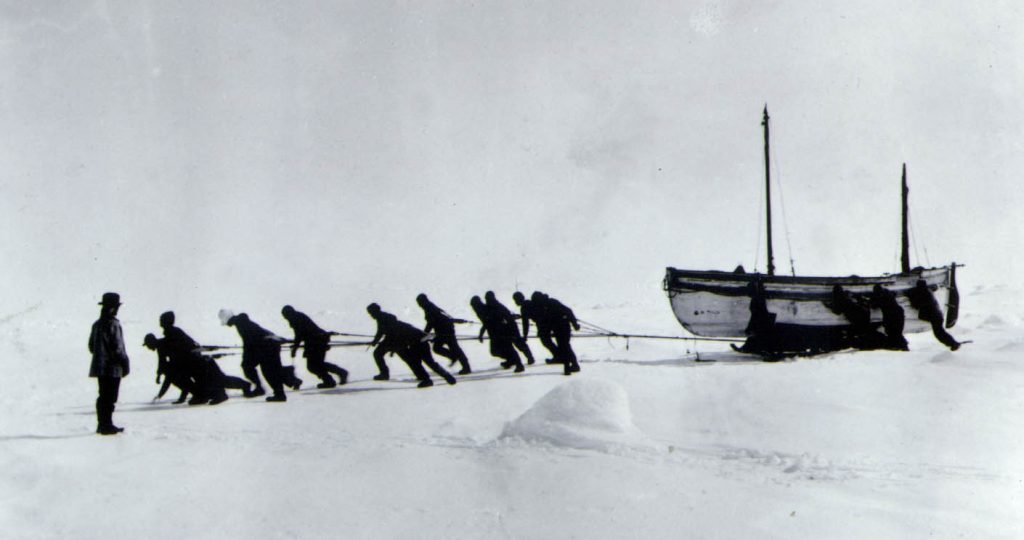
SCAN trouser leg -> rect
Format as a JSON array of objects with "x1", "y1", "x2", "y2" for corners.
[
  {"x1": 930, "y1": 318, "x2": 960, "y2": 349},
  {"x1": 241, "y1": 359, "x2": 263, "y2": 391},
  {"x1": 96, "y1": 377, "x2": 121, "y2": 431},
  {"x1": 496, "y1": 339, "x2": 523, "y2": 371},
  {"x1": 554, "y1": 327, "x2": 578, "y2": 374},
  {"x1": 306, "y1": 357, "x2": 333, "y2": 386},
  {"x1": 514, "y1": 337, "x2": 534, "y2": 364},
  {"x1": 397, "y1": 348, "x2": 430, "y2": 381},
  {"x1": 436, "y1": 336, "x2": 470, "y2": 373},
  {"x1": 324, "y1": 362, "x2": 348, "y2": 384},
  {"x1": 373, "y1": 346, "x2": 390, "y2": 379},
  {"x1": 306, "y1": 347, "x2": 334, "y2": 386},
  {"x1": 417, "y1": 345, "x2": 455, "y2": 384},
  {"x1": 539, "y1": 329, "x2": 559, "y2": 362},
  {"x1": 259, "y1": 353, "x2": 286, "y2": 398},
  {"x1": 221, "y1": 375, "x2": 251, "y2": 392}
]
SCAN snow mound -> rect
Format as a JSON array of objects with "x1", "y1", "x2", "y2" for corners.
[
  {"x1": 978, "y1": 314, "x2": 1007, "y2": 329},
  {"x1": 498, "y1": 378, "x2": 653, "y2": 452}
]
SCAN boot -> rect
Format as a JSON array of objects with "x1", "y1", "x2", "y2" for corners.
[
  {"x1": 514, "y1": 363, "x2": 525, "y2": 373},
  {"x1": 337, "y1": 370, "x2": 349, "y2": 385},
  {"x1": 247, "y1": 386, "x2": 266, "y2": 398},
  {"x1": 417, "y1": 379, "x2": 434, "y2": 388},
  {"x1": 265, "y1": 394, "x2": 287, "y2": 402},
  {"x1": 316, "y1": 379, "x2": 337, "y2": 389},
  {"x1": 458, "y1": 367, "x2": 472, "y2": 375},
  {"x1": 208, "y1": 391, "x2": 229, "y2": 405},
  {"x1": 97, "y1": 402, "x2": 123, "y2": 434},
  {"x1": 373, "y1": 373, "x2": 389, "y2": 381}
]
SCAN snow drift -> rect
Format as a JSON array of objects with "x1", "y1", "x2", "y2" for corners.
[{"x1": 499, "y1": 378, "x2": 655, "y2": 453}]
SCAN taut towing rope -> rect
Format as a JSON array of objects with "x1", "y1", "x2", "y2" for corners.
[{"x1": 199, "y1": 320, "x2": 742, "y2": 356}]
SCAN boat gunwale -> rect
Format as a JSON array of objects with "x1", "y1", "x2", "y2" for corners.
[{"x1": 664, "y1": 265, "x2": 952, "y2": 288}]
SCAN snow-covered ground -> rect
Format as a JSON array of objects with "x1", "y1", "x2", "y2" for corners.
[
  {"x1": 1, "y1": 284, "x2": 1021, "y2": 539},
  {"x1": 4, "y1": 2, "x2": 1023, "y2": 538}
]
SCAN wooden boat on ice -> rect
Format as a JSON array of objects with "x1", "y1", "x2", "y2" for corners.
[{"x1": 663, "y1": 108, "x2": 960, "y2": 353}]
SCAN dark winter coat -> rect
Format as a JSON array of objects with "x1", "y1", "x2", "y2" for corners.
[
  {"x1": 908, "y1": 282, "x2": 943, "y2": 322},
  {"x1": 89, "y1": 316, "x2": 130, "y2": 378},
  {"x1": 285, "y1": 310, "x2": 331, "y2": 357},
  {"x1": 420, "y1": 301, "x2": 456, "y2": 336},
  {"x1": 372, "y1": 311, "x2": 424, "y2": 349}
]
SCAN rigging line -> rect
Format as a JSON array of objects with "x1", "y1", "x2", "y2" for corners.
[
  {"x1": 911, "y1": 200, "x2": 932, "y2": 266},
  {"x1": 576, "y1": 318, "x2": 617, "y2": 335},
  {"x1": 753, "y1": 159, "x2": 764, "y2": 272},
  {"x1": 769, "y1": 133, "x2": 796, "y2": 276},
  {"x1": 908, "y1": 203, "x2": 925, "y2": 267},
  {"x1": 328, "y1": 331, "x2": 375, "y2": 338}
]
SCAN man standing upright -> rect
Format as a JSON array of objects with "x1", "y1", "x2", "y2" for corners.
[
  {"x1": 282, "y1": 305, "x2": 348, "y2": 389},
  {"x1": 89, "y1": 292, "x2": 130, "y2": 435}
]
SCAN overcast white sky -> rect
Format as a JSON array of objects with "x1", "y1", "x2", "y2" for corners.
[{"x1": 2, "y1": 1, "x2": 1021, "y2": 331}]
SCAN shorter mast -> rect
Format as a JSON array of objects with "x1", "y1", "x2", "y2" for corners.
[
  {"x1": 763, "y1": 106, "x2": 775, "y2": 276},
  {"x1": 901, "y1": 163, "x2": 910, "y2": 273}
]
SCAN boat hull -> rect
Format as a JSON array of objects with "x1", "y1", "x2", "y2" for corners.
[{"x1": 664, "y1": 266, "x2": 957, "y2": 338}]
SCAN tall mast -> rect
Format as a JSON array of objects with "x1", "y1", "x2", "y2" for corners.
[
  {"x1": 763, "y1": 105, "x2": 775, "y2": 276},
  {"x1": 901, "y1": 163, "x2": 910, "y2": 273}
]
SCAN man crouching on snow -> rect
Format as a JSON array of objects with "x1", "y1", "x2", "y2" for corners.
[{"x1": 89, "y1": 292, "x2": 130, "y2": 435}]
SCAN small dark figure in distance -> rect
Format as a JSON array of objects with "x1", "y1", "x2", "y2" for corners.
[
  {"x1": 907, "y1": 280, "x2": 961, "y2": 351},
  {"x1": 89, "y1": 292, "x2": 130, "y2": 435},
  {"x1": 485, "y1": 291, "x2": 534, "y2": 365},
  {"x1": 870, "y1": 284, "x2": 909, "y2": 351},
  {"x1": 416, "y1": 294, "x2": 471, "y2": 375},
  {"x1": 536, "y1": 292, "x2": 581, "y2": 375},
  {"x1": 470, "y1": 296, "x2": 524, "y2": 372},
  {"x1": 225, "y1": 312, "x2": 296, "y2": 402},
  {"x1": 367, "y1": 303, "x2": 456, "y2": 388},
  {"x1": 282, "y1": 305, "x2": 348, "y2": 389},
  {"x1": 513, "y1": 291, "x2": 558, "y2": 363}
]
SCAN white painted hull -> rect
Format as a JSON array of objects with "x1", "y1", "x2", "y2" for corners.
[{"x1": 664, "y1": 266, "x2": 956, "y2": 338}]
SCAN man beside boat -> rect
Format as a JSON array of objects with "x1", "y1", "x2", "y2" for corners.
[
  {"x1": 908, "y1": 280, "x2": 961, "y2": 351},
  {"x1": 870, "y1": 285, "x2": 909, "y2": 351}
]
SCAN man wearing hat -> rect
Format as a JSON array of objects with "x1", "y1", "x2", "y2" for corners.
[{"x1": 89, "y1": 292, "x2": 130, "y2": 435}]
